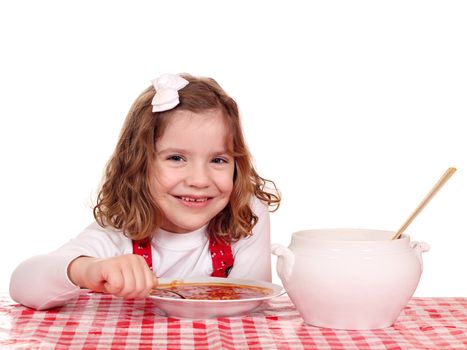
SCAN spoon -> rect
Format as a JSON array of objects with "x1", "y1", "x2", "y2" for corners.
[
  {"x1": 391, "y1": 167, "x2": 457, "y2": 240},
  {"x1": 153, "y1": 288, "x2": 186, "y2": 299}
]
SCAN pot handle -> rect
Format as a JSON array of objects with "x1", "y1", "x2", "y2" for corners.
[
  {"x1": 410, "y1": 241, "x2": 430, "y2": 272},
  {"x1": 271, "y1": 243, "x2": 295, "y2": 284}
]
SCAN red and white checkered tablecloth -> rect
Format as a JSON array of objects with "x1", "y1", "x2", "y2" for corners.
[{"x1": 0, "y1": 292, "x2": 466, "y2": 349}]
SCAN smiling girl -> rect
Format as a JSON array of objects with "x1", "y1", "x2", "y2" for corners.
[{"x1": 9, "y1": 73, "x2": 281, "y2": 310}]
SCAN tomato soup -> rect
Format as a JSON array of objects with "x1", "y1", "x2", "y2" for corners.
[{"x1": 152, "y1": 282, "x2": 272, "y2": 300}]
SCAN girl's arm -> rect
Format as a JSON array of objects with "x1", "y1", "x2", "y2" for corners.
[
  {"x1": 9, "y1": 223, "x2": 155, "y2": 310},
  {"x1": 227, "y1": 197, "x2": 272, "y2": 281},
  {"x1": 9, "y1": 252, "x2": 85, "y2": 310}
]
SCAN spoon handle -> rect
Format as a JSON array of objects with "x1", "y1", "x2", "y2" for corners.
[
  {"x1": 391, "y1": 167, "x2": 457, "y2": 240},
  {"x1": 152, "y1": 288, "x2": 186, "y2": 299}
]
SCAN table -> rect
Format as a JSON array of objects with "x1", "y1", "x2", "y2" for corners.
[{"x1": 0, "y1": 293, "x2": 466, "y2": 349}]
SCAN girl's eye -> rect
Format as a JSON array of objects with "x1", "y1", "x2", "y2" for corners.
[
  {"x1": 212, "y1": 157, "x2": 228, "y2": 164},
  {"x1": 167, "y1": 155, "x2": 184, "y2": 162}
]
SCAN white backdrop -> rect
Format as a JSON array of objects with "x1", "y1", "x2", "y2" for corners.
[{"x1": 1, "y1": 1, "x2": 466, "y2": 296}]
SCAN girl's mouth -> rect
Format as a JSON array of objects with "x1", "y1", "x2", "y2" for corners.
[
  {"x1": 174, "y1": 195, "x2": 213, "y2": 208},
  {"x1": 179, "y1": 196, "x2": 209, "y2": 203}
]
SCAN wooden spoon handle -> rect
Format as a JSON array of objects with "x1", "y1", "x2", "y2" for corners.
[{"x1": 391, "y1": 167, "x2": 457, "y2": 240}]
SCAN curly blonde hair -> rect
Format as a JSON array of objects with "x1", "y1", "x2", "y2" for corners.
[{"x1": 94, "y1": 74, "x2": 280, "y2": 242}]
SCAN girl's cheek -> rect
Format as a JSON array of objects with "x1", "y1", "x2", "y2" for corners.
[
  {"x1": 156, "y1": 168, "x2": 179, "y2": 185},
  {"x1": 218, "y1": 175, "x2": 234, "y2": 193}
]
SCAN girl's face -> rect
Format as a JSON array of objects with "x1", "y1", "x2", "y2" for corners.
[{"x1": 151, "y1": 109, "x2": 235, "y2": 233}]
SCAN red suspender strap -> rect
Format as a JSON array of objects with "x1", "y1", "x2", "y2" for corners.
[
  {"x1": 132, "y1": 240, "x2": 153, "y2": 271},
  {"x1": 209, "y1": 237, "x2": 234, "y2": 278},
  {"x1": 132, "y1": 236, "x2": 233, "y2": 277}
]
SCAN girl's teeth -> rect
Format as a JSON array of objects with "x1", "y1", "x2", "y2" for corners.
[{"x1": 181, "y1": 197, "x2": 207, "y2": 202}]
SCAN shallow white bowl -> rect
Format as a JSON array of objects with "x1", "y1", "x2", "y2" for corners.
[{"x1": 149, "y1": 276, "x2": 283, "y2": 318}]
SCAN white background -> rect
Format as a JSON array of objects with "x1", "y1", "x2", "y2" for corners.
[{"x1": 1, "y1": 1, "x2": 466, "y2": 296}]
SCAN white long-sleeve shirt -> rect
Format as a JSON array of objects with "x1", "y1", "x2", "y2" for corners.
[{"x1": 9, "y1": 197, "x2": 271, "y2": 310}]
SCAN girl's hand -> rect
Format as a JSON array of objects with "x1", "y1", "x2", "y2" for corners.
[{"x1": 68, "y1": 254, "x2": 158, "y2": 299}]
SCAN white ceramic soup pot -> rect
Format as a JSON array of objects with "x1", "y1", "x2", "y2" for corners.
[{"x1": 271, "y1": 228, "x2": 429, "y2": 330}]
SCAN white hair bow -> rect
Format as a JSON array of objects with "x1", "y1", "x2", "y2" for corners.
[{"x1": 151, "y1": 74, "x2": 189, "y2": 112}]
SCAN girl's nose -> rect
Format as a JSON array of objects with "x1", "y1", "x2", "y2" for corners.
[{"x1": 186, "y1": 164, "x2": 210, "y2": 188}]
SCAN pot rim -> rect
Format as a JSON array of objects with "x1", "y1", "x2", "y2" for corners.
[{"x1": 291, "y1": 228, "x2": 410, "y2": 243}]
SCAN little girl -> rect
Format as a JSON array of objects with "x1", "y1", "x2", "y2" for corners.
[{"x1": 10, "y1": 73, "x2": 280, "y2": 310}]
